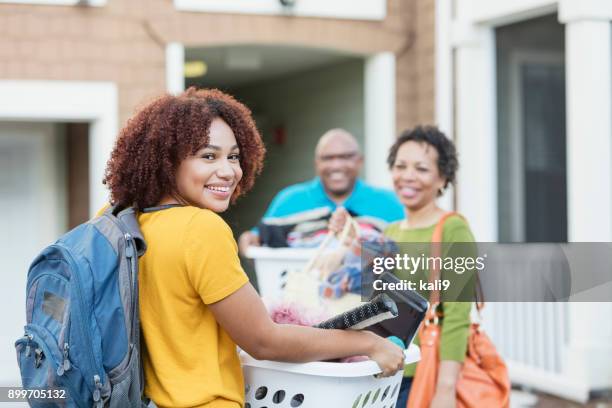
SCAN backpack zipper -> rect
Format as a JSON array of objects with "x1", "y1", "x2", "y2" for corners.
[
  {"x1": 22, "y1": 334, "x2": 33, "y2": 357},
  {"x1": 56, "y1": 342, "x2": 71, "y2": 376},
  {"x1": 93, "y1": 374, "x2": 103, "y2": 407}
]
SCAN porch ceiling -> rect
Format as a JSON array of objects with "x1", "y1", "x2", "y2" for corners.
[{"x1": 185, "y1": 44, "x2": 359, "y2": 88}]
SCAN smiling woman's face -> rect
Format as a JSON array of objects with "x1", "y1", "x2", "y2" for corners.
[
  {"x1": 175, "y1": 117, "x2": 243, "y2": 212},
  {"x1": 390, "y1": 140, "x2": 446, "y2": 211}
]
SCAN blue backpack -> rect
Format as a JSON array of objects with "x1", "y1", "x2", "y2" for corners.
[{"x1": 15, "y1": 207, "x2": 147, "y2": 408}]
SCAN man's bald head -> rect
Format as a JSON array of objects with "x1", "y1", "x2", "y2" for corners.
[
  {"x1": 314, "y1": 128, "x2": 363, "y2": 203},
  {"x1": 315, "y1": 128, "x2": 361, "y2": 157}
]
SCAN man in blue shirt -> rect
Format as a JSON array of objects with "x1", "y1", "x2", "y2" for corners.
[{"x1": 238, "y1": 128, "x2": 404, "y2": 254}]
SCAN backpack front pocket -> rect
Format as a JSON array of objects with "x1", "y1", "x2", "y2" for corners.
[
  {"x1": 108, "y1": 343, "x2": 143, "y2": 408},
  {"x1": 16, "y1": 324, "x2": 82, "y2": 408}
]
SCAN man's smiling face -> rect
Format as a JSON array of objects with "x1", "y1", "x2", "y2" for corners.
[{"x1": 314, "y1": 130, "x2": 363, "y2": 201}]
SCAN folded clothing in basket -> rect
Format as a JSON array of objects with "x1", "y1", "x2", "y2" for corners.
[
  {"x1": 313, "y1": 294, "x2": 398, "y2": 330},
  {"x1": 258, "y1": 207, "x2": 331, "y2": 248},
  {"x1": 318, "y1": 234, "x2": 399, "y2": 298},
  {"x1": 258, "y1": 206, "x2": 392, "y2": 249}
]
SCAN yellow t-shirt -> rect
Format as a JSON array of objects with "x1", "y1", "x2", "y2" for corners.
[{"x1": 136, "y1": 206, "x2": 248, "y2": 407}]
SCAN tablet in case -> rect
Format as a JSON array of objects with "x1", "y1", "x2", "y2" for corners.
[{"x1": 366, "y1": 272, "x2": 429, "y2": 346}]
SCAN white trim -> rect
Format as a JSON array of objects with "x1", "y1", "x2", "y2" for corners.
[
  {"x1": 0, "y1": 0, "x2": 106, "y2": 5},
  {"x1": 166, "y1": 43, "x2": 185, "y2": 95},
  {"x1": 364, "y1": 52, "x2": 395, "y2": 188},
  {"x1": 559, "y1": 0, "x2": 612, "y2": 23},
  {"x1": 174, "y1": 0, "x2": 386, "y2": 21},
  {"x1": 454, "y1": 26, "x2": 498, "y2": 241},
  {"x1": 468, "y1": 0, "x2": 558, "y2": 26},
  {"x1": 565, "y1": 20, "x2": 612, "y2": 242},
  {"x1": 0, "y1": 80, "x2": 118, "y2": 217}
]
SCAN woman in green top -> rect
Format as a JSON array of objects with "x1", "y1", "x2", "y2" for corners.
[
  {"x1": 385, "y1": 126, "x2": 473, "y2": 408},
  {"x1": 332, "y1": 126, "x2": 473, "y2": 408}
]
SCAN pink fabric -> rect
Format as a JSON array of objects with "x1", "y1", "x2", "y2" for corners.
[
  {"x1": 267, "y1": 302, "x2": 370, "y2": 363},
  {"x1": 268, "y1": 301, "x2": 327, "y2": 326}
]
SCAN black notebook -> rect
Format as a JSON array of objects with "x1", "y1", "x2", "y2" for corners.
[
  {"x1": 314, "y1": 294, "x2": 398, "y2": 330},
  {"x1": 366, "y1": 272, "x2": 429, "y2": 346}
]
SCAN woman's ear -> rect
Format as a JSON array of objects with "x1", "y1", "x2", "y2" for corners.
[{"x1": 437, "y1": 178, "x2": 447, "y2": 197}]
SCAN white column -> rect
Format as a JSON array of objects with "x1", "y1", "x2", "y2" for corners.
[
  {"x1": 166, "y1": 43, "x2": 185, "y2": 94},
  {"x1": 560, "y1": 1, "x2": 612, "y2": 242},
  {"x1": 364, "y1": 52, "x2": 396, "y2": 188},
  {"x1": 452, "y1": 20, "x2": 498, "y2": 241},
  {"x1": 89, "y1": 84, "x2": 118, "y2": 216},
  {"x1": 559, "y1": 0, "x2": 612, "y2": 393}
]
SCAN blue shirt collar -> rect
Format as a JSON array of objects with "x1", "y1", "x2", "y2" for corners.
[{"x1": 312, "y1": 177, "x2": 363, "y2": 207}]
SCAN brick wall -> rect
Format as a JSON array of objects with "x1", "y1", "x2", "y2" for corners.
[
  {"x1": 0, "y1": 0, "x2": 435, "y2": 129},
  {"x1": 395, "y1": 0, "x2": 436, "y2": 132}
]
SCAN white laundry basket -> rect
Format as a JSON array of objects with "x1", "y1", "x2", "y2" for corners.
[
  {"x1": 240, "y1": 344, "x2": 420, "y2": 408},
  {"x1": 246, "y1": 246, "x2": 317, "y2": 300}
]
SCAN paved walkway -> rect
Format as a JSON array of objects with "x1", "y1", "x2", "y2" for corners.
[{"x1": 511, "y1": 389, "x2": 612, "y2": 408}]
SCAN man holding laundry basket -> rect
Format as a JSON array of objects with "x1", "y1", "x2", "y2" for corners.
[{"x1": 238, "y1": 128, "x2": 404, "y2": 255}]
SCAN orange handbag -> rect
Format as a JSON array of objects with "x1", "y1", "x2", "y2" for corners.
[{"x1": 407, "y1": 213, "x2": 510, "y2": 408}]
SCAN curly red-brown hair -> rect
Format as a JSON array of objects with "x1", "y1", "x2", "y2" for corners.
[{"x1": 103, "y1": 87, "x2": 266, "y2": 209}]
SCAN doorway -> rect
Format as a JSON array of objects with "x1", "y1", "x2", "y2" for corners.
[
  {"x1": 496, "y1": 15, "x2": 567, "y2": 243},
  {"x1": 0, "y1": 121, "x2": 89, "y2": 384}
]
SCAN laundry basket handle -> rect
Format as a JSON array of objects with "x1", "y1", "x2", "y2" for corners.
[{"x1": 302, "y1": 215, "x2": 360, "y2": 275}]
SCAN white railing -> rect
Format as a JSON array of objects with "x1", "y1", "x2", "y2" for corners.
[{"x1": 482, "y1": 302, "x2": 588, "y2": 401}]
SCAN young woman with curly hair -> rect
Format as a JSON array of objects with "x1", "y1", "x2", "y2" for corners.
[{"x1": 103, "y1": 87, "x2": 405, "y2": 408}]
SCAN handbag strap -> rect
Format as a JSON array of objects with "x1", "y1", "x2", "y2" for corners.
[
  {"x1": 426, "y1": 212, "x2": 485, "y2": 319},
  {"x1": 427, "y1": 212, "x2": 461, "y2": 306}
]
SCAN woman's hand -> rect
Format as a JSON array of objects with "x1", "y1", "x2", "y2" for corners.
[
  {"x1": 329, "y1": 207, "x2": 359, "y2": 245},
  {"x1": 366, "y1": 333, "x2": 406, "y2": 378},
  {"x1": 329, "y1": 207, "x2": 350, "y2": 234}
]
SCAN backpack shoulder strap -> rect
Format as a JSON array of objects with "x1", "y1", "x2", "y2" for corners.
[
  {"x1": 103, "y1": 205, "x2": 146, "y2": 257},
  {"x1": 117, "y1": 207, "x2": 146, "y2": 256}
]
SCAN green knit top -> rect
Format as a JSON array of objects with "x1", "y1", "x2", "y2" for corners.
[{"x1": 384, "y1": 215, "x2": 474, "y2": 377}]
